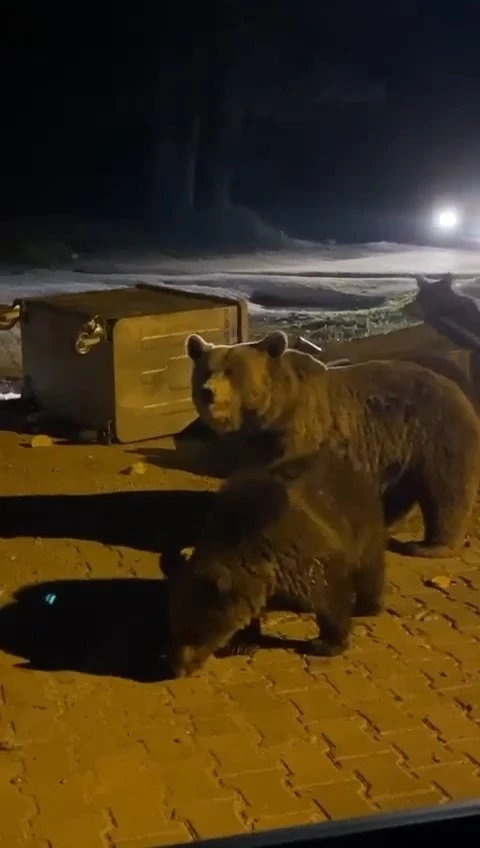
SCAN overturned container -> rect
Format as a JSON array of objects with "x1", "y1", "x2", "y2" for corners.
[{"x1": 0, "y1": 282, "x2": 248, "y2": 443}]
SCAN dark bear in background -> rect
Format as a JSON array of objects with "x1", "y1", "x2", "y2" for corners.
[
  {"x1": 168, "y1": 449, "x2": 386, "y2": 677},
  {"x1": 186, "y1": 330, "x2": 480, "y2": 557},
  {"x1": 406, "y1": 273, "x2": 480, "y2": 353}
]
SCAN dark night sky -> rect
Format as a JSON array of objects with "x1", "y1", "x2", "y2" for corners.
[{"x1": 3, "y1": 2, "x2": 480, "y2": 238}]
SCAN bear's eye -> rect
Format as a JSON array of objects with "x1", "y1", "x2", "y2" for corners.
[{"x1": 224, "y1": 366, "x2": 233, "y2": 378}]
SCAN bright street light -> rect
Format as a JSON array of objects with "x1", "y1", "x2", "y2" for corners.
[{"x1": 433, "y1": 206, "x2": 460, "y2": 231}]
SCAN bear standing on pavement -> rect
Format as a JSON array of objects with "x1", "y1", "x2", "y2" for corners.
[
  {"x1": 168, "y1": 450, "x2": 386, "y2": 677},
  {"x1": 186, "y1": 330, "x2": 480, "y2": 558}
]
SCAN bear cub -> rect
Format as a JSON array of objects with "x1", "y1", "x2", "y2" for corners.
[
  {"x1": 168, "y1": 449, "x2": 386, "y2": 677},
  {"x1": 186, "y1": 330, "x2": 480, "y2": 558}
]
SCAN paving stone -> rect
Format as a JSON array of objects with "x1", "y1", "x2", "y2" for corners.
[
  {"x1": 200, "y1": 734, "x2": 278, "y2": 776},
  {"x1": 2, "y1": 438, "x2": 480, "y2": 844},
  {"x1": 374, "y1": 790, "x2": 447, "y2": 812},
  {"x1": 376, "y1": 673, "x2": 436, "y2": 702},
  {"x1": 323, "y1": 669, "x2": 383, "y2": 702},
  {"x1": 356, "y1": 700, "x2": 421, "y2": 734},
  {"x1": 423, "y1": 703, "x2": 480, "y2": 741},
  {"x1": 252, "y1": 810, "x2": 326, "y2": 830},
  {"x1": 222, "y1": 768, "x2": 313, "y2": 818},
  {"x1": 161, "y1": 762, "x2": 234, "y2": 804},
  {"x1": 288, "y1": 688, "x2": 353, "y2": 722},
  {"x1": 355, "y1": 649, "x2": 409, "y2": 680},
  {"x1": 174, "y1": 799, "x2": 248, "y2": 839},
  {"x1": 280, "y1": 741, "x2": 345, "y2": 787},
  {"x1": 443, "y1": 640, "x2": 480, "y2": 671},
  {"x1": 415, "y1": 762, "x2": 480, "y2": 800},
  {"x1": 299, "y1": 780, "x2": 377, "y2": 820},
  {"x1": 32, "y1": 811, "x2": 111, "y2": 848},
  {"x1": 388, "y1": 726, "x2": 462, "y2": 768},
  {"x1": 347, "y1": 752, "x2": 432, "y2": 799},
  {"x1": 112, "y1": 834, "x2": 191, "y2": 848},
  {"x1": 320, "y1": 717, "x2": 390, "y2": 759}
]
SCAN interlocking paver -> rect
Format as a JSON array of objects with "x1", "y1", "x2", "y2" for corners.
[
  {"x1": 199, "y1": 734, "x2": 278, "y2": 776},
  {"x1": 444, "y1": 640, "x2": 480, "y2": 670},
  {"x1": 299, "y1": 780, "x2": 377, "y2": 819},
  {"x1": 409, "y1": 617, "x2": 470, "y2": 647},
  {"x1": 374, "y1": 790, "x2": 447, "y2": 812},
  {"x1": 323, "y1": 668, "x2": 383, "y2": 702},
  {"x1": 281, "y1": 741, "x2": 344, "y2": 787},
  {"x1": 162, "y1": 763, "x2": 230, "y2": 804},
  {"x1": 423, "y1": 703, "x2": 480, "y2": 741},
  {"x1": 414, "y1": 762, "x2": 480, "y2": 800},
  {"x1": 222, "y1": 768, "x2": 313, "y2": 818},
  {"x1": 173, "y1": 799, "x2": 248, "y2": 840},
  {"x1": 266, "y1": 666, "x2": 318, "y2": 693},
  {"x1": 1, "y1": 428, "x2": 480, "y2": 845},
  {"x1": 0, "y1": 760, "x2": 37, "y2": 843},
  {"x1": 112, "y1": 834, "x2": 191, "y2": 848},
  {"x1": 252, "y1": 810, "x2": 326, "y2": 830},
  {"x1": 288, "y1": 687, "x2": 353, "y2": 722},
  {"x1": 247, "y1": 707, "x2": 305, "y2": 746},
  {"x1": 356, "y1": 700, "x2": 421, "y2": 735},
  {"x1": 355, "y1": 648, "x2": 409, "y2": 680},
  {"x1": 348, "y1": 752, "x2": 432, "y2": 799},
  {"x1": 389, "y1": 727, "x2": 462, "y2": 768},
  {"x1": 320, "y1": 717, "x2": 391, "y2": 759},
  {"x1": 421, "y1": 663, "x2": 473, "y2": 692},
  {"x1": 449, "y1": 683, "x2": 480, "y2": 718},
  {"x1": 375, "y1": 673, "x2": 436, "y2": 702},
  {"x1": 449, "y1": 736, "x2": 480, "y2": 764},
  {"x1": 32, "y1": 812, "x2": 112, "y2": 848}
]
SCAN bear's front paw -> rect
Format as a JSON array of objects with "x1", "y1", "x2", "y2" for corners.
[
  {"x1": 216, "y1": 640, "x2": 259, "y2": 658},
  {"x1": 305, "y1": 637, "x2": 348, "y2": 658},
  {"x1": 389, "y1": 538, "x2": 455, "y2": 559}
]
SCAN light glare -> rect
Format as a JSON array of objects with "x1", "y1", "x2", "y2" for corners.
[{"x1": 433, "y1": 207, "x2": 460, "y2": 231}]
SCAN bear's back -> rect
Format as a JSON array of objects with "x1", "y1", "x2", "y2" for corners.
[{"x1": 198, "y1": 450, "x2": 383, "y2": 564}]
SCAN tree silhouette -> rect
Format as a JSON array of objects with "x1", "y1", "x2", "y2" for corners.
[{"x1": 148, "y1": 1, "x2": 387, "y2": 245}]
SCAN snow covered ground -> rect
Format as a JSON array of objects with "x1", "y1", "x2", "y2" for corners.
[{"x1": 1, "y1": 242, "x2": 480, "y2": 366}]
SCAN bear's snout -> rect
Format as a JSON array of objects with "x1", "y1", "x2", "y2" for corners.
[{"x1": 200, "y1": 387, "x2": 215, "y2": 405}]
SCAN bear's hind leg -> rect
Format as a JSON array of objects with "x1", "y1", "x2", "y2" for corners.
[
  {"x1": 219, "y1": 617, "x2": 262, "y2": 657},
  {"x1": 307, "y1": 572, "x2": 355, "y2": 658},
  {"x1": 353, "y1": 552, "x2": 385, "y2": 616},
  {"x1": 382, "y1": 477, "x2": 417, "y2": 528},
  {"x1": 406, "y1": 463, "x2": 478, "y2": 558}
]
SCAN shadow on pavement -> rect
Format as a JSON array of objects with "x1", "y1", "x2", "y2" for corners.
[
  {"x1": 0, "y1": 578, "x2": 174, "y2": 682},
  {"x1": 132, "y1": 431, "x2": 282, "y2": 479},
  {"x1": 0, "y1": 577, "x2": 294, "y2": 682},
  {"x1": 0, "y1": 489, "x2": 216, "y2": 555}
]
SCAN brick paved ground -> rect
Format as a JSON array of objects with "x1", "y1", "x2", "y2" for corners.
[{"x1": 0, "y1": 429, "x2": 479, "y2": 848}]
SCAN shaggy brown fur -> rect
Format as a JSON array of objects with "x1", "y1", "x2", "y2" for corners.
[
  {"x1": 187, "y1": 330, "x2": 480, "y2": 557},
  {"x1": 331, "y1": 352, "x2": 478, "y2": 411},
  {"x1": 168, "y1": 450, "x2": 386, "y2": 677}
]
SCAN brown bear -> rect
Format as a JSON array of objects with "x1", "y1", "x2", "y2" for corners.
[
  {"x1": 186, "y1": 330, "x2": 480, "y2": 557},
  {"x1": 168, "y1": 449, "x2": 386, "y2": 677}
]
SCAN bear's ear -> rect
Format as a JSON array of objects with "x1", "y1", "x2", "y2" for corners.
[
  {"x1": 257, "y1": 330, "x2": 288, "y2": 359},
  {"x1": 186, "y1": 334, "x2": 211, "y2": 361},
  {"x1": 436, "y1": 272, "x2": 455, "y2": 289}
]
